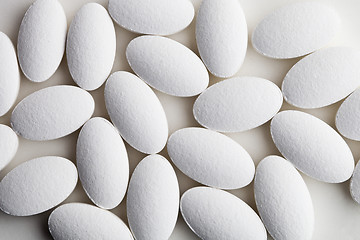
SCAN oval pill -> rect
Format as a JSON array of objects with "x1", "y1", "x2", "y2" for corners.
[
  {"x1": 104, "y1": 71, "x2": 168, "y2": 154},
  {"x1": 271, "y1": 110, "x2": 354, "y2": 183},
  {"x1": 252, "y1": 2, "x2": 340, "y2": 59},
  {"x1": 108, "y1": 0, "x2": 194, "y2": 35},
  {"x1": 350, "y1": 161, "x2": 360, "y2": 204},
  {"x1": 254, "y1": 155, "x2": 314, "y2": 240},
  {"x1": 167, "y1": 127, "x2": 254, "y2": 189},
  {"x1": 0, "y1": 156, "x2": 77, "y2": 216},
  {"x1": 180, "y1": 187, "x2": 266, "y2": 240},
  {"x1": 77, "y1": 117, "x2": 129, "y2": 209},
  {"x1": 126, "y1": 36, "x2": 209, "y2": 97},
  {"x1": 48, "y1": 203, "x2": 133, "y2": 240},
  {"x1": 67, "y1": 3, "x2": 116, "y2": 91},
  {"x1": 127, "y1": 155, "x2": 179, "y2": 240},
  {"x1": 11, "y1": 85, "x2": 94, "y2": 141},
  {"x1": 0, "y1": 124, "x2": 18, "y2": 171},
  {"x1": 193, "y1": 76, "x2": 283, "y2": 132},
  {"x1": 17, "y1": 0, "x2": 67, "y2": 82},
  {"x1": 196, "y1": 0, "x2": 247, "y2": 78}
]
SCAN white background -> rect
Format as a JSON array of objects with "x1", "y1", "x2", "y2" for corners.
[{"x1": 1, "y1": 0, "x2": 360, "y2": 239}]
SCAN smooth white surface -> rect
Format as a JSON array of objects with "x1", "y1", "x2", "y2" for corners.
[
  {"x1": 108, "y1": 0, "x2": 194, "y2": 35},
  {"x1": 252, "y1": 2, "x2": 340, "y2": 59},
  {"x1": 193, "y1": 76, "x2": 283, "y2": 132},
  {"x1": 0, "y1": 156, "x2": 77, "y2": 216},
  {"x1": 271, "y1": 110, "x2": 354, "y2": 183},
  {"x1": 0, "y1": 32, "x2": 19, "y2": 116},
  {"x1": 126, "y1": 35, "x2": 209, "y2": 97},
  {"x1": 17, "y1": 0, "x2": 66, "y2": 82},
  {"x1": 180, "y1": 187, "x2": 267, "y2": 240},
  {"x1": 254, "y1": 155, "x2": 314, "y2": 240},
  {"x1": 167, "y1": 127, "x2": 254, "y2": 189},
  {"x1": 48, "y1": 203, "x2": 133, "y2": 240},
  {"x1": 0, "y1": 124, "x2": 18, "y2": 171},
  {"x1": 11, "y1": 85, "x2": 94, "y2": 141},
  {"x1": 127, "y1": 155, "x2": 179, "y2": 240},
  {"x1": 105, "y1": 71, "x2": 168, "y2": 154},
  {"x1": 2, "y1": 0, "x2": 360, "y2": 239},
  {"x1": 76, "y1": 117, "x2": 129, "y2": 209}
]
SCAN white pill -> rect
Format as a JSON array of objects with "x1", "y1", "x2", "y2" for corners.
[
  {"x1": 77, "y1": 117, "x2": 129, "y2": 209},
  {"x1": 0, "y1": 156, "x2": 77, "y2": 216},
  {"x1": 254, "y1": 155, "x2": 314, "y2": 240},
  {"x1": 252, "y1": 2, "x2": 340, "y2": 59},
  {"x1": 336, "y1": 88, "x2": 360, "y2": 141},
  {"x1": 48, "y1": 203, "x2": 133, "y2": 240},
  {"x1": 180, "y1": 187, "x2": 266, "y2": 240},
  {"x1": 196, "y1": 0, "x2": 247, "y2": 78},
  {"x1": 0, "y1": 32, "x2": 19, "y2": 117},
  {"x1": 11, "y1": 85, "x2": 94, "y2": 141},
  {"x1": 126, "y1": 36, "x2": 209, "y2": 97},
  {"x1": 271, "y1": 110, "x2": 354, "y2": 183},
  {"x1": 193, "y1": 77, "x2": 283, "y2": 132},
  {"x1": 108, "y1": 0, "x2": 194, "y2": 35},
  {"x1": 167, "y1": 127, "x2": 254, "y2": 189},
  {"x1": 282, "y1": 47, "x2": 360, "y2": 109},
  {"x1": 105, "y1": 71, "x2": 168, "y2": 154},
  {"x1": 350, "y1": 161, "x2": 360, "y2": 204},
  {"x1": 0, "y1": 124, "x2": 18, "y2": 171},
  {"x1": 17, "y1": 0, "x2": 66, "y2": 82},
  {"x1": 127, "y1": 155, "x2": 179, "y2": 240},
  {"x1": 67, "y1": 3, "x2": 116, "y2": 91}
]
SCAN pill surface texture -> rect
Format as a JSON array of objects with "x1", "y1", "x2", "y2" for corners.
[
  {"x1": 0, "y1": 124, "x2": 18, "y2": 171},
  {"x1": 193, "y1": 77, "x2": 282, "y2": 132},
  {"x1": 336, "y1": 88, "x2": 360, "y2": 141},
  {"x1": 282, "y1": 47, "x2": 360, "y2": 109},
  {"x1": 350, "y1": 161, "x2": 360, "y2": 204},
  {"x1": 252, "y1": 2, "x2": 340, "y2": 59},
  {"x1": 67, "y1": 3, "x2": 116, "y2": 91},
  {"x1": 254, "y1": 155, "x2": 314, "y2": 240},
  {"x1": 196, "y1": 0, "x2": 247, "y2": 78},
  {"x1": 17, "y1": 0, "x2": 66, "y2": 82},
  {"x1": 48, "y1": 203, "x2": 133, "y2": 240},
  {"x1": 271, "y1": 110, "x2": 354, "y2": 183},
  {"x1": 126, "y1": 36, "x2": 209, "y2": 97},
  {"x1": 167, "y1": 127, "x2": 254, "y2": 189},
  {"x1": 0, "y1": 156, "x2": 77, "y2": 216},
  {"x1": 0, "y1": 32, "x2": 19, "y2": 116},
  {"x1": 11, "y1": 85, "x2": 94, "y2": 141},
  {"x1": 105, "y1": 71, "x2": 168, "y2": 154},
  {"x1": 77, "y1": 117, "x2": 129, "y2": 209},
  {"x1": 180, "y1": 187, "x2": 266, "y2": 240},
  {"x1": 127, "y1": 155, "x2": 179, "y2": 240},
  {"x1": 108, "y1": 0, "x2": 194, "y2": 35}
]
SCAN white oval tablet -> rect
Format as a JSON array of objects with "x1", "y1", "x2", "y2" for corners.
[
  {"x1": 17, "y1": 0, "x2": 66, "y2": 82},
  {"x1": 336, "y1": 88, "x2": 360, "y2": 141},
  {"x1": 77, "y1": 117, "x2": 129, "y2": 209},
  {"x1": 167, "y1": 127, "x2": 254, "y2": 189},
  {"x1": 254, "y1": 155, "x2": 314, "y2": 240},
  {"x1": 193, "y1": 77, "x2": 283, "y2": 132},
  {"x1": 67, "y1": 3, "x2": 116, "y2": 91},
  {"x1": 126, "y1": 36, "x2": 209, "y2": 97},
  {"x1": 127, "y1": 155, "x2": 179, "y2": 240},
  {"x1": 350, "y1": 161, "x2": 360, "y2": 204},
  {"x1": 11, "y1": 85, "x2": 94, "y2": 141},
  {"x1": 0, "y1": 156, "x2": 77, "y2": 216},
  {"x1": 0, "y1": 124, "x2": 18, "y2": 171},
  {"x1": 252, "y1": 2, "x2": 340, "y2": 59},
  {"x1": 108, "y1": 0, "x2": 194, "y2": 35},
  {"x1": 196, "y1": 0, "x2": 247, "y2": 78},
  {"x1": 49, "y1": 203, "x2": 133, "y2": 240},
  {"x1": 271, "y1": 110, "x2": 354, "y2": 183},
  {"x1": 180, "y1": 187, "x2": 266, "y2": 240},
  {"x1": 0, "y1": 32, "x2": 19, "y2": 116},
  {"x1": 282, "y1": 47, "x2": 360, "y2": 109},
  {"x1": 105, "y1": 71, "x2": 168, "y2": 154}
]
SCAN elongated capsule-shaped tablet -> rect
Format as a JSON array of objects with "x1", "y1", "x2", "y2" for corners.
[{"x1": 0, "y1": 124, "x2": 18, "y2": 171}]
